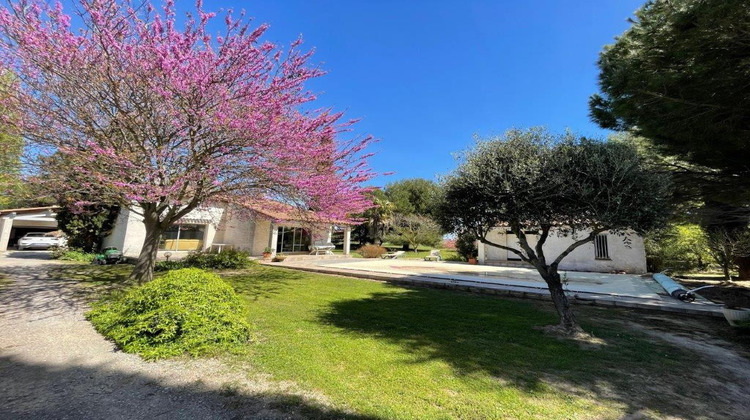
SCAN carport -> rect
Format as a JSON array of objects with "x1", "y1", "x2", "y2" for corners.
[{"x1": 0, "y1": 206, "x2": 60, "y2": 251}]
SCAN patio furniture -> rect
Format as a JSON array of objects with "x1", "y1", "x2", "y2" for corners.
[
  {"x1": 309, "y1": 241, "x2": 335, "y2": 255},
  {"x1": 424, "y1": 250, "x2": 441, "y2": 262},
  {"x1": 381, "y1": 250, "x2": 405, "y2": 259},
  {"x1": 210, "y1": 243, "x2": 227, "y2": 253}
]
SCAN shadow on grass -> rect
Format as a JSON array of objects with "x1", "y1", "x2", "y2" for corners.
[
  {"x1": 223, "y1": 266, "x2": 308, "y2": 301},
  {"x1": 0, "y1": 355, "x2": 380, "y2": 420},
  {"x1": 0, "y1": 262, "x2": 134, "y2": 321},
  {"x1": 317, "y1": 286, "x2": 737, "y2": 419}
]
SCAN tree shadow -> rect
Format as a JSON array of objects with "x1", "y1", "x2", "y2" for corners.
[
  {"x1": 223, "y1": 267, "x2": 308, "y2": 301},
  {"x1": 317, "y1": 286, "x2": 745, "y2": 419},
  {"x1": 0, "y1": 263, "x2": 132, "y2": 321},
  {"x1": 0, "y1": 354, "x2": 381, "y2": 420}
]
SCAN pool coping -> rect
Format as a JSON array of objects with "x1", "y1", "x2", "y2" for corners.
[{"x1": 267, "y1": 260, "x2": 725, "y2": 318}]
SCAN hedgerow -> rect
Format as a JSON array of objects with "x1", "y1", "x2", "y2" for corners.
[{"x1": 154, "y1": 249, "x2": 253, "y2": 272}]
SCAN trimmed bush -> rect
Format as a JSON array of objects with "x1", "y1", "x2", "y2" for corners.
[
  {"x1": 86, "y1": 268, "x2": 251, "y2": 360},
  {"x1": 154, "y1": 249, "x2": 253, "y2": 272},
  {"x1": 181, "y1": 249, "x2": 252, "y2": 270},
  {"x1": 50, "y1": 247, "x2": 97, "y2": 262},
  {"x1": 357, "y1": 244, "x2": 387, "y2": 258},
  {"x1": 154, "y1": 260, "x2": 185, "y2": 272}
]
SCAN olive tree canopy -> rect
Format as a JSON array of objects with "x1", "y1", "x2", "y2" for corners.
[{"x1": 435, "y1": 128, "x2": 671, "y2": 332}]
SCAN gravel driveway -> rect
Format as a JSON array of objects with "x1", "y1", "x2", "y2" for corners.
[{"x1": 0, "y1": 252, "x2": 355, "y2": 420}]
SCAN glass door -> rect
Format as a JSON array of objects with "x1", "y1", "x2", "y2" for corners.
[{"x1": 276, "y1": 226, "x2": 311, "y2": 253}]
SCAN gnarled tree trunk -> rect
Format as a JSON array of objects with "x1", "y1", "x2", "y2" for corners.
[
  {"x1": 541, "y1": 270, "x2": 579, "y2": 333},
  {"x1": 130, "y1": 209, "x2": 164, "y2": 285},
  {"x1": 507, "y1": 225, "x2": 603, "y2": 335}
]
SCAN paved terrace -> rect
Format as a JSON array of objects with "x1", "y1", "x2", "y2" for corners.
[{"x1": 268, "y1": 257, "x2": 724, "y2": 318}]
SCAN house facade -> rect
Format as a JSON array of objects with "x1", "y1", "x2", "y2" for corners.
[
  {"x1": 478, "y1": 227, "x2": 647, "y2": 273},
  {"x1": 102, "y1": 204, "x2": 353, "y2": 258}
]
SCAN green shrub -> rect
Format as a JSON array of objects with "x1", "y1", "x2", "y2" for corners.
[
  {"x1": 154, "y1": 260, "x2": 185, "y2": 272},
  {"x1": 50, "y1": 247, "x2": 97, "y2": 262},
  {"x1": 357, "y1": 244, "x2": 387, "y2": 258},
  {"x1": 181, "y1": 249, "x2": 253, "y2": 270},
  {"x1": 455, "y1": 232, "x2": 478, "y2": 261},
  {"x1": 154, "y1": 249, "x2": 254, "y2": 272},
  {"x1": 86, "y1": 268, "x2": 251, "y2": 360}
]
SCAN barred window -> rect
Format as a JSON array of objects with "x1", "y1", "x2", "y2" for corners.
[{"x1": 594, "y1": 234, "x2": 610, "y2": 260}]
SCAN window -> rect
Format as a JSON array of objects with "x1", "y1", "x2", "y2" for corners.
[
  {"x1": 594, "y1": 234, "x2": 610, "y2": 260},
  {"x1": 159, "y1": 224, "x2": 205, "y2": 251},
  {"x1": 276, "y1": 226, "x2": 311, "y2": 253}
]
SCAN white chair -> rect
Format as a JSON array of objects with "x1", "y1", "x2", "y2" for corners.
[
  {"x1": 424, "y1": 250, "x2": 441, "y2": 261},
  {"x1": 381, "y1": 250, "x2": 405, "y2": 259},
  {"x1": 309, "y1": 241, "x2": 335, "y2": 255}
]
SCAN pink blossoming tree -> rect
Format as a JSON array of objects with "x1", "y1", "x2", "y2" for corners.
[{"x1": 0, "y1": 0, "x2": 375, "y2": 282}]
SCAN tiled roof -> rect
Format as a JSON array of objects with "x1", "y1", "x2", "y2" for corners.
[{"x1": 241, "y1": 200, "x2": 360, "y2": 225}]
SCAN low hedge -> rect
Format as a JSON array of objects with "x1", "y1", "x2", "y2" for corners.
[
  {"x1": 86, "y1": 268, "x2": 251, "y2": 360},
  {"x1": 154, "y1": 249, "x2": 253, "y2": 272},
  {"x1": 50, "y1": 247, "x2": 97, "y2": 262}
]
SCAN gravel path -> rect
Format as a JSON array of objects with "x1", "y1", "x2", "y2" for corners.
[{"x1": 0, "y1": 252, "x2": 352, "y2": 420}]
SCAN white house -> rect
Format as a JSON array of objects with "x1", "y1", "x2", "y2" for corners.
[
  {"x1": 478, "y1": 227, "x2": 647, "y2": 274},
  {"x1": 102, "y1": 202, "x2": 354, "y2": 258}
]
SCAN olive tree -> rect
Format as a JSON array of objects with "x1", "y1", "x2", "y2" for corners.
[
  {"x1": 435, "y1": 128, "x2": 671, "y2": 333},
  {"x1": 384, "y1": 214, "x2": 442, "y2": 252}
]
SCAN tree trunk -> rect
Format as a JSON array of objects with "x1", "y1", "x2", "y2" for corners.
[
  {"x1": 736, "y1": 256, "x2": 750, "y2": 280},
  {"x1": 542, "y1": 271, "x2": 580, "y2": 333},
  {"x1": 129, "y1": 213, "x2": 163, "y2": 285},
  {"x1": 723, "y1": 262, "x2": 731, "y2": 281}
]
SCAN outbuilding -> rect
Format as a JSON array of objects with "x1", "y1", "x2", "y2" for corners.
[
  {"x1": 478, "y1": 227, "x2": 647, "y2": 274},
  {"x1": 0, "y1": 206, "x2": 60, "y2": 251}
]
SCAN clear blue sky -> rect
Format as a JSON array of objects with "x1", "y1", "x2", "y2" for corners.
[{"x1": 209, "y1": 1, "x2": 644, "y2": 185}]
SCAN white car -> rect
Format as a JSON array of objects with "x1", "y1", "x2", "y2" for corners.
[{"x1": 17, "y1": 232, "x2": 67, "y2": 250}]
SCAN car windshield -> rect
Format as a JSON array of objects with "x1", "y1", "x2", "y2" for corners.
[{"x1": 24, "y1": 233, "x2": 45, "y2": 237}]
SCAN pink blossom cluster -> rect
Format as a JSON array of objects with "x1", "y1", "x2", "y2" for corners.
[{"x1": 0, "y1": 0, "x2": 376, "y2": 223}]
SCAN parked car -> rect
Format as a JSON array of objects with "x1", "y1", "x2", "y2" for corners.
[{"x1": 17, "y1": 232, "x2": 67, "y2": 250}]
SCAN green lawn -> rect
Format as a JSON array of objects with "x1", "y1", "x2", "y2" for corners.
[
  {"x1": 70, "y1": 263, "x2": 734, "y2": 418},
  {"x1": 221, "y1": 265, "x2": 710, "y2": 419},
  {"x1": 396, "y1": 249, "x2": 460, "y2": 260}
]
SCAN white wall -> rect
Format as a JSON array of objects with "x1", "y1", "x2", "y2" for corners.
[
  {"x1": 479, "y1": 228, "x2": 647, "y2": 274},
  {"x1": 11, "y1": 220, "x2": 58, "y2": 228},
  {"x1": 104, "y1": 206, "x2": 226, "y2": 258},
  {"x1": 104, "y1": 204, "x2": 336, "y2": 258},
  {"x1": 214, "y1": 209, "x2": 257, "y2": 253},
  {"x1": 251, "y1": 218, "x2": 271, "y2": 255},
  {"x1": 103, "y1": 208, "x2": 147, "y2": 257}
]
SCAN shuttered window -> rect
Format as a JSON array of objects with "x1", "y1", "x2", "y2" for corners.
[{"x1": 594, "y1": 234, "x2": 610, "y2": 260}]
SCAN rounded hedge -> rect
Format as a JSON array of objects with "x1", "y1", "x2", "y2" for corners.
[{"x1": 86, "y1": 268, "x2": 251, "y2": 360}]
